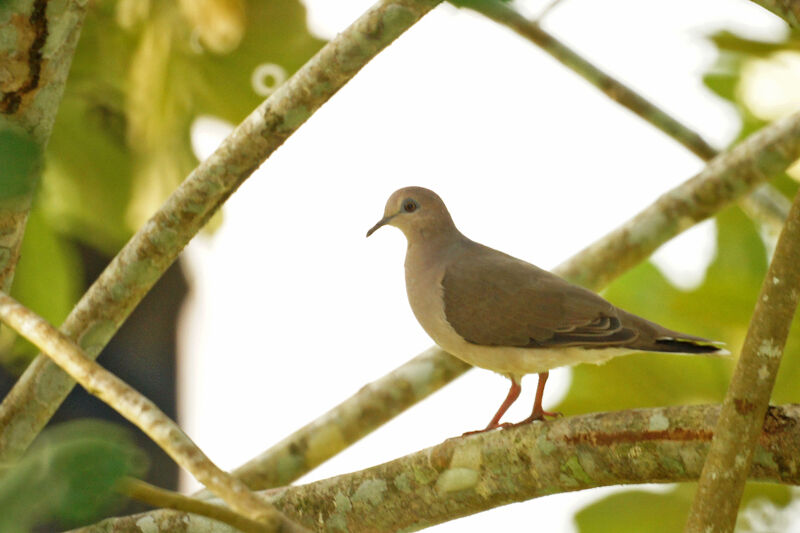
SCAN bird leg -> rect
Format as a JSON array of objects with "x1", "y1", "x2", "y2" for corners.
[
  {"x1": 516, "y1": 371, "x2": 561, "y2": 425},
  {"x1": 462, "y1": 379, "x2": 521, "y2": 435}
]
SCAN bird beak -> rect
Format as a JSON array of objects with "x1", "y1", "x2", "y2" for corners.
[{"x1": 366, "y1": 216, "x2": 392, "y2": 237}]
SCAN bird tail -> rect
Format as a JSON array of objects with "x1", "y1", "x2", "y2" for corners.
[{"x1": 652, "y1": 337, "x2": 730, "y2": 357}]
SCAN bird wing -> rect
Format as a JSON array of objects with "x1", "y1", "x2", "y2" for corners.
[{"x1": 441, "y1": 244, "x2": 638, "y2": 348}]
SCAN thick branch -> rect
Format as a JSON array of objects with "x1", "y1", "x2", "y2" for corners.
[
  {"x1": 747, "y1": 0, "x2": 800, "y2": 28},
  {"x1": 0, "y1": 292, "x2": 286, "y2": 530},
  {"x1": 686, "y1": 191, "x2": 800, "y2": 530},
  {"x1": 72, "y1": 404, "x2": 800, "y2": 533},
  {"x1": 0, "y1": 0, "x2": 88, "y2": 291},
  {"x1": 214, "y1": 112, "x2": 800, "y2": 493},
  {"x1": 0, "y1": 0, "x2": 443, "y2": 462}
]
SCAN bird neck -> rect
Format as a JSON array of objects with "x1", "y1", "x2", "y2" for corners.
[
  {"x1": 406, "y1": 221, "x2": 462, "y2": 250},
  {"x1": 404, "y1": 223, "x2": 466, "y2": 272}
]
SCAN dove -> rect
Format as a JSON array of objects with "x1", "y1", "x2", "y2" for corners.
[{"x1": 367, "y1": 187, "x2": 727, "y2": 432}]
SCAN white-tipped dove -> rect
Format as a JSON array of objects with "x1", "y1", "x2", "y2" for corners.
[{"x1": 367, "y1": 186, "x2": 728, "y2": 433}]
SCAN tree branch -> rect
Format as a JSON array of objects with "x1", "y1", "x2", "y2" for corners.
[
  {"x1": 739, "y1": 183, "x2": 792, "y2": 236},
  {"x1": 461, "y1": 0, "x2": 790, "y2": 233},
  {"x1": 120, "y1": 478, "x2": 276, "y2": 533},
  {"x1": 0, "y1": 292, "x2": 290, "y2": 530},
  {"x1": 0, "y1": 0, "x2": 443, "y2": 463},
  {"x1": 71, "y1": 404, "x2": 800, "y2": 533},
  {"x1": 685, "y1": 191, "x2": 800, "y2": 530},
  {"x1": 0, "y1": 0, "x2": 88, "y2": 291},
  {"x1": 747, "y1": 0, "x2": 800, "y2": 29}
]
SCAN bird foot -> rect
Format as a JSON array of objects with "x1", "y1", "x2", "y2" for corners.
[
  {"x1": 461, "y1": 410, "x2": 562, "y2": 436},
  {"x1": 502, "y1": 410, "x2": 563, "y2": 429},
  {"x1": 461, "y1": 426, "x2": 500, "y2": 436}
]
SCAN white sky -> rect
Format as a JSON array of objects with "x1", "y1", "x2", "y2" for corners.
[{"x1": 178, "y1": 0, "x2": 789, "y2": 531}]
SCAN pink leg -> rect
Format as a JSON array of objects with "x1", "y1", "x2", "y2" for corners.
[
  {"x1": 517, "y1": 371, "x2": 561, "y2": 425},
  {"x1": 462, "y1": 379, "x2": 521, "y2": 436}
]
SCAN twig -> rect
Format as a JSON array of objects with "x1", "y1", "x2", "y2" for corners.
[
  {"x1": 70, "y1": 404, "x2": 800, "y2": 533},
  {"x1": 462, "y1": 0, "x2": 718, "y2": 160},
  {"x1": 685, "y1": 190, "x2": 800, "y2": 530},
  {"x1": 746, "y1": 0, "x2": 800, "y2": 29},
  {"x1": 739, "y1": 183, "x2": 792, "y2": 237},
  {"x1": 534, "y1": 0, "x2": 567, "y2": 21},
  {"x1": 119, "y1": 478, "x2": 274, "y2": 533},
  {"x1": 199, "y1": 112, "x2": 800, "y2": 494},
  {"x1": 0, "y1": 0, "x2": 88, "y2": 291},
  {"x1": 0, "y1": 292, "x2": 286, "y2": 530},
  {"x1": 463, "y1": 0, "x2": 791, "y2": 233},
  {"x1": 0, "y1": 0, "x2": 443, "y2": 463}
]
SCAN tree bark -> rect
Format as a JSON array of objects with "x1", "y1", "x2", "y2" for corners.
[
  {"x1": 72, "y1": 404, "x2": 800, "y2": 533},
  {"x1": 685, "y1": 190, "x2": 800, "y2": 531},
  {"x1": 0, "y1": 0, "x2": 88, "y2": 291}
]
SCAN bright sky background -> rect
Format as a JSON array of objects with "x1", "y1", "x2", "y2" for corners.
[{"x1": 178, "y1": 0, "x2": 792, "y2": 530}]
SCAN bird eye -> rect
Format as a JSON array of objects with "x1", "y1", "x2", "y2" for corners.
[{"x1": 403, "y1": 200, "x2": 417, "y2": 213}]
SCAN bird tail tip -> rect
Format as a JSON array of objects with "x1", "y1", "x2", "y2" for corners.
[{"x1": 655, "y1": 337, "x2": 730, "y2": 357}]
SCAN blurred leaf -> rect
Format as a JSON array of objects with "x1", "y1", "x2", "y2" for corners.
[
  {"x1": 574, "y1": 483, "x2": 791, "y2": 533},
  {"x1": 2, "y1": 203, "x2": 83, "y2": 373},
  {"x1": 42, "y1": 0, "x2": 324, "y2": 254},
  {"x1": 710, "y1": 30, "x2": 800, "y2": 57},
  {"x1": 0, "y1": 419, "x2": 147, "y2": 532},
  {"x1": 0, "y1": 128, "x2": 41, "y2": 200}
]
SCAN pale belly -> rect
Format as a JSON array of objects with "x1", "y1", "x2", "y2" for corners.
[{"x1": 437, "y1": 338, "x2": 633, "y2": 378}]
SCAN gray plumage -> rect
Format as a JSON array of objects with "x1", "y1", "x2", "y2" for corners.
[
  {"x1": 442, "y1": 240, "x2": 717, "y2": 353},
  {"x1": 367, "y1": 186, "x2": 726, "y2": 432}
]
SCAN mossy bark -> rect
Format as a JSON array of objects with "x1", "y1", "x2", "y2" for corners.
[
  {"x1": 0, "y1": 0, "x2": 88, "y2": 291},
  {"x1": 686, "y1": 188, "x2": 800, "y2": 531},
  {"x1": 73, "y1": 404, "x2": 800, "y2": 533}
]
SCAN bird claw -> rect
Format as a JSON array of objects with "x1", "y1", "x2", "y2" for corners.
[
  {"x1": 461, "y1": 427, "x2": 497, "y2": 437},
  {"x1": 461, "y1": 411, "x2": 563, "y2": 436},
  {"x1": 504, "y1": 410, "x2": 563, "y2": 428}
]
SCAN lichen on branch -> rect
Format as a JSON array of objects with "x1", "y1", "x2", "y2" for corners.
[
  {"x1": 72, "y1": 404, "x2": 800, "y2": 533},
  {"x1": 686, "y1": 188, "x2": 800, "y2": 531}
]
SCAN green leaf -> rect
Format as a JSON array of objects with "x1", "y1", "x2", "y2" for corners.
[
  {"x1": 41, "y1": 0, "x2": 324, "y2": 253},
  {"x1": 574, "y1": 483, "x2": 791, "y2": 533},
  {"x1": 0, "y1": 419, "x2": 148, "y2": 531},
  {"x1": 709, "y1": 30, "x2": 799, "y2": 57}
]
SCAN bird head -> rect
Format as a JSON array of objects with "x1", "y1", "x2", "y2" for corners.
[{"x1": 366, "y1": 186, "x2": 457, "y2": 241}]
